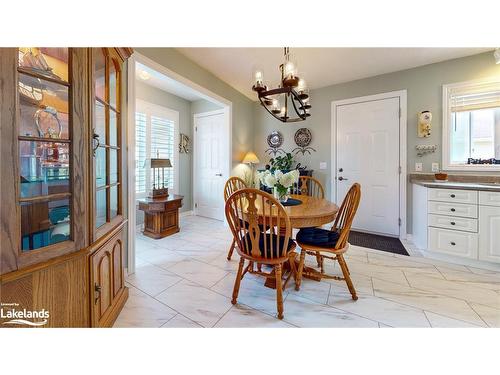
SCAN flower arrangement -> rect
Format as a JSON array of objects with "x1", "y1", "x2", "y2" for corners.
[{"x1": 258, "y1": 169, "x2": 300, "y2": 202}]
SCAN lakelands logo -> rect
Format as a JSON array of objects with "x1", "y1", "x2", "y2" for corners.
[{"x1": 1, "y1": 303, "x2": 49, "y2": 327}]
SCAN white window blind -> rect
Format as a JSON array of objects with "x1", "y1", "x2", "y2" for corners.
[
  {"x1": 449, "y1": 82, "x2": 500, "y2": 112},
  {"x1": 135, "y1": 101, "x2": 179, "y2": 198}
]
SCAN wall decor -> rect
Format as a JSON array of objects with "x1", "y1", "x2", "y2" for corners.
[
  {"x1": 265, "y1": 130, "x2": 285, "y2": 156},
  {"x1": 417, "y1": 110, "x2": 432, "y2": 138},
  {"x1": 292, "y1": 127, "x2": 316, "y2": 155},
  {"x1": 179, "y1": 133, "x2": 190, "y2": 153}
]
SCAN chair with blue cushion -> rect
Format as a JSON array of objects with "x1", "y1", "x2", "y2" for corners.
[
  {"x1": 295, "y1": 183, "x2": 361, "y2": 300},
  {"x1": 225, "y1": 188, "x2": 298, "y2": 319}
]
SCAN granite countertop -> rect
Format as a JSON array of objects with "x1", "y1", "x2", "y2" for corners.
[{"x1": 411, "y1": 180, "x2": 500, "y2": 192}]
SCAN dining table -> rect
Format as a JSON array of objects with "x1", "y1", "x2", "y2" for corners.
[{"x1": 245, "y1": 194, "x2": 340, "y2": 288}]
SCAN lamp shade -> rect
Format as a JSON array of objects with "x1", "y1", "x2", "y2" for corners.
[
  {"x1": 144, "y1": 158, "x2": 172, "y2": 168},
  {"x1": 242, "y1": 151, "x2": 260, "y2": 164}
]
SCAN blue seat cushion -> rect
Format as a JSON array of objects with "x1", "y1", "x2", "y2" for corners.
[
  {"x1": 296, "y1": 227, "x2": 340, "y2": 248},
  {"x1": 241, "y1": 232, "x2": 295, "y2": 258}
]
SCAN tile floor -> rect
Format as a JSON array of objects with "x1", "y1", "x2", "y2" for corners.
[{"x1": 114, "y1": 215, "x2": 500, "y2": 328}]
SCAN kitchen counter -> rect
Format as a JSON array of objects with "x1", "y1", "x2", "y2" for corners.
[{"x1": 411, "y1": 180, "x2": 500, "y2": 192}]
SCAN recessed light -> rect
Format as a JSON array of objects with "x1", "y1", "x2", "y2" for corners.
[
  {"x1": 494, "y1": 48, "x2": 500, "y2": 65},
  {"x1": 138, "y1": 70, "x2": 151, "y2": 80}
]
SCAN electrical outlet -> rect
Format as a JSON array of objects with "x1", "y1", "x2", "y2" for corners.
[
  {"x1": 415, "y1": 162, "x2": 423, "y2": 172},
  {"x1": 319, "y1": 162, "x2": 327, "y2": 170},
  {"x1": 432, "y1": 162, "x2": 439, "y2": 172}
]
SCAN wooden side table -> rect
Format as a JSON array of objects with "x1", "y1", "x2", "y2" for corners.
[{"x1": 138, "y1": 195, "x2": 184, "y2": 239}]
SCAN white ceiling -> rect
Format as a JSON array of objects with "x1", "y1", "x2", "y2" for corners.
[
  {"x1": 135, "y1": 62, "x2": 203, "y2": 101},
  {"x1": 176, "y1": 48, "x2": 492, "y2": 100}
]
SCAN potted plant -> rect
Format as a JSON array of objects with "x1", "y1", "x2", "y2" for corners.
[{"x1": 258, "y1": 169, "x2": 299, "y2": 203}]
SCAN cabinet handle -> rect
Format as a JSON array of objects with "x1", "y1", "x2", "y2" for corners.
[
  {"x1": 450, "y1": 194, "x2": 456, "y2": 198},
  {"x1": 450, "y1": 241, "x2": 456, "y2": 246},
  {"x1": 94, "y1": 283, "x2": 101, "y2": 304},
  {"x1": 92, "y1": 133, "x2": 100, "y2": 156},
  {"x1": 450, "y1": 221, "x2": 456, "y2": 225},
  {"x1": 450, "y1": 208, "x2": 456, "y2": 212}
]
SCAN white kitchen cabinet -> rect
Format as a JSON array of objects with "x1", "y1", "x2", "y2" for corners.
[{"x1": 479, "y1": 205, "x2": 500, "y2": 263}]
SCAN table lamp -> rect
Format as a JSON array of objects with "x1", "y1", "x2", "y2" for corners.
[
  {"x1": 242, "y1": 151, "x2": 260, "y2": 187},
  {"x1": 145, "y1": 151, "x2": 172, "y2": 199}
]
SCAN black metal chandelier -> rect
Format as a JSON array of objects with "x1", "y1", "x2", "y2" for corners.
[{"x1": 252, "y1": 47, "x2": 311, "y2": 123}]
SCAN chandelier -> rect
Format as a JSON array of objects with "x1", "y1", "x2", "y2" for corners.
[{"x1": 252, "y1": 47, "x2": 311, "y2": 123}]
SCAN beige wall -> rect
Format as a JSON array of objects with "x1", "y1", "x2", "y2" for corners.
[{"x1": 253, "y1": 52, "x2": 500, "y2": 233}]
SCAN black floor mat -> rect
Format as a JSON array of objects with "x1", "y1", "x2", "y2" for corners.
[{"x1": 348, "y1": 231, "x2": 409, "y2": 256}]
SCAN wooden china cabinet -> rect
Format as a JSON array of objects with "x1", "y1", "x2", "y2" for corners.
[{"x1": 0, "y1": 47, "x2": 132, "y2": 327}]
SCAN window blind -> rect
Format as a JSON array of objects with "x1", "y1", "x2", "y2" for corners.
[
  {"x1": 150, "y1": 115, "x2": 175, "y2": 190},
  {"x1": 450, "y1": 82, "x2": 500, "y2": 112},
  {"x1": 135, "y1": 112, "x2": 147, "y2": 194}
]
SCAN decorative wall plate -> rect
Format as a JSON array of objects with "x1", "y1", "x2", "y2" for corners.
[
  {"x1": 267, "y1": 131, "x2": 284, "y2": 148},
  {"x1": 292, "y1": 127, "x2": 316, "y2": 155},
  {"x1": 294, "y1": 128, "x2": 312, "y2": 147}
]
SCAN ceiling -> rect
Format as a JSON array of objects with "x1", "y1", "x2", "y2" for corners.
[
  {"x1": 176, "y1": 48, "x2": 492, "y2": 100},
  {"x1": 135, "y1": 62, "x2": 203, "y2": 101}
]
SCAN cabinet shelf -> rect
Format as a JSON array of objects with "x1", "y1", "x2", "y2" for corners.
[{"x1": 17, "y1": 66, "x2": 70, "y2": 87}]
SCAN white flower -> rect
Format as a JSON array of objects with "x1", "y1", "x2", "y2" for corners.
[
  {"x1": 264, "y1": 174, "x2": 277, "y2": 188},
  {"x1": 274, "y1": 170, "x2": 284, "y2": 180}
]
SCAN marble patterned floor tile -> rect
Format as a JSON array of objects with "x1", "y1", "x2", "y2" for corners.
[
  {"x1": 328, "y1": 286, "x2": 431, "y2": 328},
  {"x1": 344, "y1": 259, "x2": 411, "y2": 286},
  {"x1": 288, "y1": 277, "x2": 332, "y2": 304},
  {"x1": 167, "y1": 258, "x2": 229, "y2": 287},
  {"x1": 423, "y1": 311, "x2": 482, "y2": 328},
  {"x1": 404, "y1": 272, "x2": 500, "y2": 309},
  {"x1": 113, "y1": 286, "x2": 177, "y2": 328},
  {"x1": 155, "y1": 279, "x2": 232, "y2": 327},
  {"x1": 372, "y1": 278, "x2": 487, "y2": 326},
  {"x1": 214, "y1": 305, "x2": 294, "y2": 328},
  {"x1": 282, "y1": 294, "x2": 378, "y2": 328},
  {"x1": 137, "y1": 249, "x2": 190, "y2": 270},
  {"x1": 468, "y1": 303, "x2": 500, "y2": 327},
  {"x1": 160, "y1": 314, "x2": 203, "y2": 328},
  {"x1": 126, "y1": 264, "x2": 183, "y2": 296}
]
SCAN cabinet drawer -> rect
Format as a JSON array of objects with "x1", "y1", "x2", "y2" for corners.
[
  {"x1": 479, "y1": 191, "x2": 500, "y2": 207},
  {"x1": 428, "y1": 214, "x2": 478, "y2": 233},
  {"x1": 428, "y1": 188, "x2": 478, "y2": 204},
  {"x1": 428, "y1": 201, "x2": 478, "y2": 218},
  {"x1": 428, "y1": 227, "x2": 478, "y2": 259}
]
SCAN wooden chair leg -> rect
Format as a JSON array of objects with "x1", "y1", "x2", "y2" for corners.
[
  {"x1": 227, "y1": 239, "x2": 236, "y2": 260},
  {"x1": 288, "y1": 252, "x2": 298, "y2": 285},
  {"x1": 232, "y1": 257, "x2": 245, "y2": 304},
  {"x1": 295, "y1": 249, "x2": 306, "y2": 291},
  {"x1": 338, "y1": 254, "x2": 357, "y2": 300},
  {"x1": 275, "y1": 264, "x2": 284, "y2": 319},
  {"x1": 315, "y1": 252, "x2": 322, "y2": 268}
]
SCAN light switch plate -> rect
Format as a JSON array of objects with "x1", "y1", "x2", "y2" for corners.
[
  {"x1": 432, "y1": 162, "x2": 439, "y2": 172},
  {"x1": 415, "y1": 162, "x2": 423, "y2": 172},
  {"x1": 319, "y1": 162, "x2": 327, "y2": 170}
]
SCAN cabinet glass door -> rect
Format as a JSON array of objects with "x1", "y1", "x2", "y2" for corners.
[
  {"x1": 17, "y1": 48, "x2": 72, "y2": 251},
  {"x1": 92, "y1": 48, "x2": 122, "y2": 238}
]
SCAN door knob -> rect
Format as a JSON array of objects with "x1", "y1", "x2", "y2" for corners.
[
  {"x1": 339, "y1": 168, "x2": 343, "y2": 172},
  {"x1": 215, "y1": 173, "x2": 223, "y2": 177},
  {"x1": 338, "y1": 176, "x2": 348, "y2": 181}
]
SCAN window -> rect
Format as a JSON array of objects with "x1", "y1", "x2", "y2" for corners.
[
  {"x1": 135, "y1": 100, "x2": 179, "y2": 198},
  {"x1": 443, "y1": 79, "x2": 500, "y2": 170}
]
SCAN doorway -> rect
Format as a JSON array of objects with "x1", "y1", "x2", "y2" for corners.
[{"x1": 331, "y1": 90, "x2": 407, "y2": 239}]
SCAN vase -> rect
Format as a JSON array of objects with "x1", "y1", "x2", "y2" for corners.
[{"x1": 273, "y1": 186, "x2": 289, "y2": 203}]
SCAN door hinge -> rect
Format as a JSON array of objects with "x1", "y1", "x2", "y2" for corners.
[
  {"x1": 398, "y1": 218, "x2": 402, "y2": 226},
  {"x1": 195, "y1": 126, "x2": 198, "y2": 131},
  {"x1": 398, "y1": 166, "x2": 402, "y2": 174},
  {"x1": 195, "y1": 203, "x2": 198, "y2": 208},
  {"x1": 399, "y1": 107, "x2": 402, "y2": 118}
]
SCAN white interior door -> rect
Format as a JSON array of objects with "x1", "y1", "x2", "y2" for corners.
[
  {"x1": 194, "y1": 111, "x2": 226, "y2": 221},
  {"x1": 335, "y1": 96, "x2": 401, "y2": 236}
]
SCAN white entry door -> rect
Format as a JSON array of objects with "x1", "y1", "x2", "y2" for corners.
[
  {"x1": 335, "y1": 95, "x2": 401, "y2": 236},
  {"x1": 194, "y1": 111, "x2": 226, "y2": 221}
]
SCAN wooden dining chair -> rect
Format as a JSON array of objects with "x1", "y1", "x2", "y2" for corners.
[
  {"x1": 225, "y1": 188, "x2": 298, "y2": 319},
  {"x1": 295, "y1": 183, "x2": 361, "y2": 300},
  {"x1": 224, "y1": 176, "x2": 248, "y2": 260},
  {"x1": 291, "y1": 175, "x2": 325, "y2": 199}
]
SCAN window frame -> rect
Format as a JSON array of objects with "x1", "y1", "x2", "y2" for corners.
[
  {"x1": 135, "y1": 99, "x2": 180, "y2": 199},
  {"x1": 442, "y1": 77, "x2": 500, "y2": 171}
]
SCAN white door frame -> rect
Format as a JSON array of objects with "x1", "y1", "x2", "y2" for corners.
[
  {"x1": 126, "y1": 52, "x2": 233, "y2": 275},
  {"x1": 193, "y1": 109, "x2": 230, "y2": 221},
  {"x1": 331, "y1": 90, "x2": 407, "y2": 240}
]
